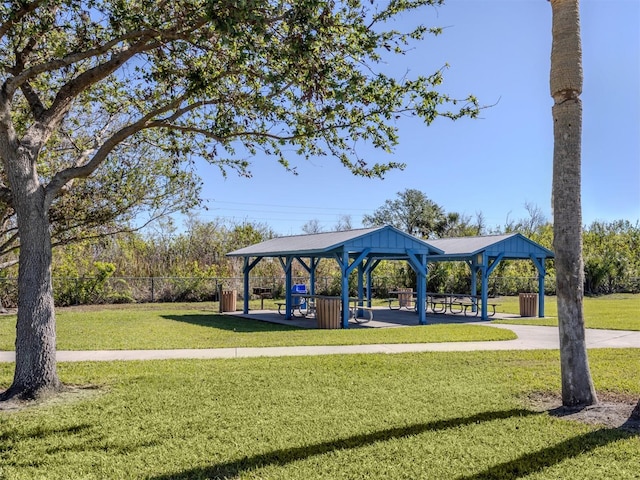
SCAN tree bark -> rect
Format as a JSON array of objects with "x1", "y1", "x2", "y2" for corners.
[
  {"x1": 0, "y1": 148, "x2": 60, "y2": 400},
  {"x1": 550, "y1": 0, "x2": 597, "y2": 407}
]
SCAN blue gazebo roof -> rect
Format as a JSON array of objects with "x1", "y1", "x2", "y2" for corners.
[
  {"x1": 228, "y1": 225, "x2": 444, "y2": 259},
  {"x1": 425, "y1": 233, "x2": 554, "y2": 261}
]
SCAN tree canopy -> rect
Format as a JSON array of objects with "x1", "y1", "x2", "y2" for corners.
[
  {"x1": 1, "y1": 0, "x2": 479, "y2": 197},
  {"x1": 362, "y1": 188, "x2": 480, "y2": 238}
]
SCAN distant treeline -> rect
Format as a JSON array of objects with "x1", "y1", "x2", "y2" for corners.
[{"x1": 0, "y1": 218, "x2": 637, "y2": 307}]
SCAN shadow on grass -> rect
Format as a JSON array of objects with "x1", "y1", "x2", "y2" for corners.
[
  {"x1": 161, "y1": 314, "x2": 304, "y2": 333},
  {"x1": 150, "y1": 409, "x2": 539, "y2": 480},
  {"x1": 0, "y1": 423, "x2": 93, "y2": 469},
  {"x1": 0, "y1": 422, "x2": 159, "y2": 470},
  {"x1": 458, "y1": 424, "x2": 637, "y2": 480}
]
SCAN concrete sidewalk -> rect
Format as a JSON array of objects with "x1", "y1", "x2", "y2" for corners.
[{"x1": 0, "y1": 324, "x2": 637, "y2": 363}]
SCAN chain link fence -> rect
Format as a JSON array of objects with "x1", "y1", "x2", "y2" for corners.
[{"x1": 0, "y1": 273, "x2": 635, "y2": 309}]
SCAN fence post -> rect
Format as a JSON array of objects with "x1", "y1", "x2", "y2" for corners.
[{"x1": 150, "y1": 277, "x2": 155, "y2": 303}]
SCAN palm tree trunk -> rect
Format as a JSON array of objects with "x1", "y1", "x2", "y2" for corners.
[{"x1": 550, "y1": 0, "x2": 597, "y2": 407}]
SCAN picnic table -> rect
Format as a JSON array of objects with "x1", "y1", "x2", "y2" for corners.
[
  {"x1": 277, "y1": 294, "x2": 374, "y2": 324},
  {"x1": 427, "y1": 293, "x2": 499, "y2": 317},
  {"x1": 387, "y1": 289, "x2": 416, "y2": 310}
]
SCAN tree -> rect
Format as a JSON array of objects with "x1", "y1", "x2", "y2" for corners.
[
  {"x1": 549, "y1": 0, "x2": 597, "y2": 406},
  {"x1": 302, "y1": 219, "x2": 324, "y2": 235},
  {"x1": 0, "y1": 145, "x2": 200, "y2": 266},
  {"x1": 363, "y1": 188, "x2": 466, "y2": 238},
  {"x1": 0, "y1": 1, "x2": 479, "y2": 400},
  {"x1": 334, "y1": 214, "x2": 352, "y2": 232}
]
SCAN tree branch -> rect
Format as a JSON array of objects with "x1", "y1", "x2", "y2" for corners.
[{"x1": 0, "y1": 0, "x2": 43, "y2": 40}]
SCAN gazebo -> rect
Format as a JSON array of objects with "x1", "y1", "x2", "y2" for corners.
[
  {"x1": 227, "y1": 227, "x2": 554, "y2": 326},
  {"x1": 425, "y1": 234, "x2": 554, "y2": 319},
  {"x1": 227, "y1": 225, "x2": 442, "y2": 327}
]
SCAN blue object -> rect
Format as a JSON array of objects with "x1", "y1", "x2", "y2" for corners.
[{"x1": 292, "y1": 284, "x2": 307, "y2": 308}]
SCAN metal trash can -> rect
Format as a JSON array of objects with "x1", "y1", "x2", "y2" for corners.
[
  {"x1": 221, "y1": 290, "x2": 237, "y2": 312},
  {"x1": 316, "y1": 297, "x2": 341, "y2": 329},
  {"x1": 519, "y1": 293, "x2": 538, "y2": 317}
]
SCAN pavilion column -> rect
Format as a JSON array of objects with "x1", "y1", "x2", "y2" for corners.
[
  {"x1": 357, "y1": 263, "x2": 365, "y2": 316},
  {"x1": 482, "y1": 253, "x2": 504, "y2": 320},
  {"x1": 480, "y1": 267, "x2": 489, "y2": 320},
  {"x1": 243, "y1": 258, "x2": 250, "y2": 314},
  {"x1": 280, "y1": 257, "x2": 294, "y2": 320},
  {"x1": 241, "y1": 256, "x2": 263, "y2": 314},
  {"x1": 310, "y1": 257, "x2": 318, "y2": 296},
  {"x1": 365, "y1": 266, "x2": 372, "y2": 307},
  {"x1": 407, "y1": 251, "x2": 427, "y2": 325},
  {"x1": 530, "y1": 255, "x2": 547, "y2": 318},
  {"x1": 341, "y1": 250, "x2": 350, "y2": 329},
  {"x1": 416, "y1": 254, "x2": 427, "y2": 325},
  {"x1": 364, "y1": 259, "x2": 380, "y2": 308},
  {"x1": 538, "y1": 270, "x2": 546, "y2": 318},
  {"x1": 469, "y1": 259, "x2": 479, "y2": 316}
]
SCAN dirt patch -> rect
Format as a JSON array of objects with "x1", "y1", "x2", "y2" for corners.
[
  {"x1": 526, "y1": 391, "x2": 640, "y2": 432},
  {"x1": 0, "y1": 384, "x2": 104, "y2": 413}
]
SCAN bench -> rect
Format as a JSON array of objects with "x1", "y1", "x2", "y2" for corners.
[
  {"x1": 386, "y1": 298, "x2": 401, "y2": 310},
  {"x1": 428, "y1": 297, "x2": 448, "y2": 314},
  {"x1": 386, "y1": 298, "x2": 415, "y2": 310},
  {"x1": 454, "y1": 301, "x2": 500, "y2": 317},
  {"x1": 276, "y1": 302, "x2": 304, "y2": 317},
  {"x1": 352, "y1": 306, "x2": 374, "y2": 323}
]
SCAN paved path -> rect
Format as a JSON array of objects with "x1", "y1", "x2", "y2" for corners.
[{"x1": 0, "y1": 324, "x2": 637, "y2": 362}]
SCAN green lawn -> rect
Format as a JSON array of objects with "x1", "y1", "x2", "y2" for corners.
[
  {"x1": 0, "y1": 303, "x2": 515, "y2": 351},
  {"x1": 492, "y1": 294, "x2": 640, "y2": 331},
  {"x1": 0, "y1": 349, "x2": 638, "y2": 479}
]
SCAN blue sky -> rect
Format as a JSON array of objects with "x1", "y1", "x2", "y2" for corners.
[{"x1": 188, "y1": 0, "x2": 639, "y2": 236}]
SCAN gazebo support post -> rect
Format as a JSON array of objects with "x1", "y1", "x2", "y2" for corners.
[
  {"x1": 364, "y1": 259, "x2": 380, "y2": 308},
  {"x1": 243, "y1": 258, "x2": 250, "y2": 314},
  {"x1": 357, "y1": 264, "x2": 365, "y2": 317},
  {"x1": 336, "y1": 249, "x2": 371, "y2": 329},
  {"x1": 279, "y1": 257, "x2": 294, "y2": 320},
  {"x1": 468, "y1": 259, "x2": 479, "y2": 315},
  {"x1": 482, "y1": 253, "x2": 504, "y2": 320},
  {"x1": 341, "y1": 251, "x2": 350, "y2": 329},
  {"x1": 530, "y1": 255, "x2": 547, "y2": 318},
  {"x1": 407, "y1": 250, "x2": 427, "y2": 325},
  {"x1": 242, "y1": 256, "x2": 263, "y2": 314},
  {"x1": 310, "y1": 257, "x2": 319, "y2": 296}
]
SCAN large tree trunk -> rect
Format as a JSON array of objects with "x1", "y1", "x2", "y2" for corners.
[
  {"x1": 0, "y1": 150, "x2": 60, "y2": 401},
  {"x1": 550, "y1": 0, "x2": 597, "y2": 407}
]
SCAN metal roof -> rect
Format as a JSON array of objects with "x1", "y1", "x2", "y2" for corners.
[
  {"x1": 426, "y1": 233, "x2": 554, "y2": 260},
  {"x1": 227, "y1": 225, "x2": 443, "y2": 258}
]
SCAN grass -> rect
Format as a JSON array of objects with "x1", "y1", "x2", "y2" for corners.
[
  {"x1": 0, "y1": 349, "x2": 638, "y2": 479},
  {"x1": 0, "y1": 303, "x2": 516, "y2": 351},
  {"x1": 492, "y1": 294, "x2": 640, "y2": 331}
]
